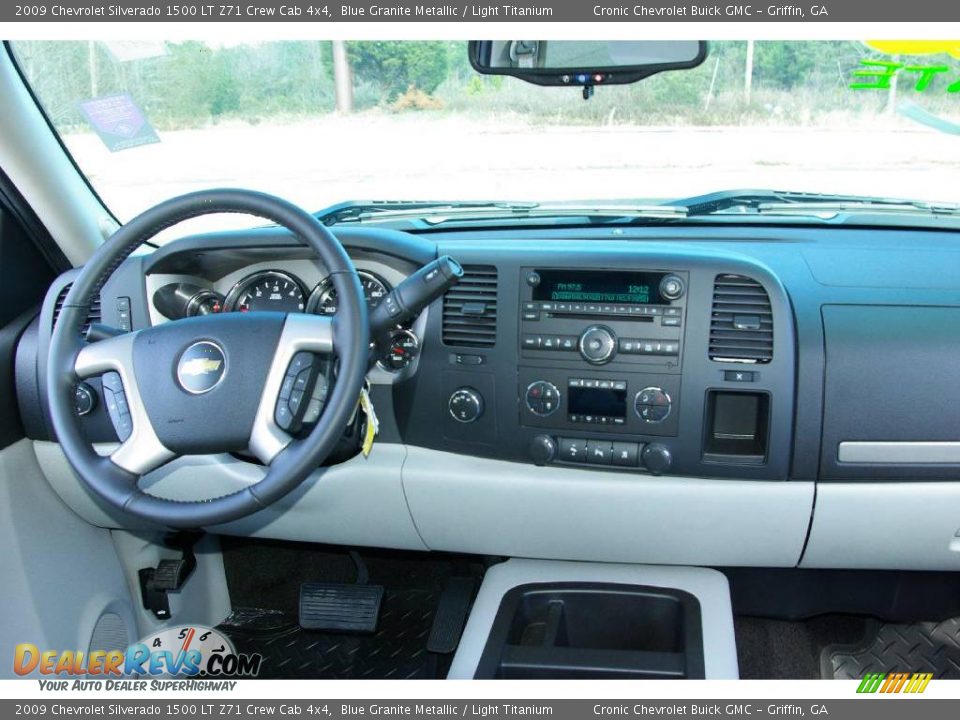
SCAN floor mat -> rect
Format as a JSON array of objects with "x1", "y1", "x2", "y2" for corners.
[
  {"x1": 219, "y1": 589, "x2": 443, "y2": 679},
  {"x1": 823, "y1": 617, "x2": 960, "y2": 679},
  {"x1": 735, "y1": 615, "x2": 868, "y2": 679},
  {"x1": 216, "y1": 538, "x2": 487, "y2": 679}
]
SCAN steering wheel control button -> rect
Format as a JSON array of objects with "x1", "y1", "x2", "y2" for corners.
[
  {"x1": 101, "y1": 371, "x2": 132, "y2": 442},
  {"x1": 635, "y1": 387, "x2": 672, "y2": 424},
  {"x1": 449, "y1": 387, "x2": 484, "y2": 423},
  {"x1": 276, "y1": 351, "x2": 321, "y2": 433},
  {"x1": 579, "y1": 325, "x2": 616, "y2": 364},
  {"x1": 73, "y1": 383, "x2": 97, "y2": 417},
  {"x1": 525, "y1": 380, "x2": 560, "y2": 417},
  {"x1": 176, "y1": 341, "x2": 227, "y2": 395}
]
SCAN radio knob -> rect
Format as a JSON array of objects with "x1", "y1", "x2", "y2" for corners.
[
  {"x1": 529, "y1": 435, "x2": 558, "y2": 466},
  {"x1": 449, "y1": 387, "x2": 483, "y2": 423},
  {"x1": 642, "y1": 443, "x2": 673, "y2": 475},
  {"x1": 659, "y1": 274, "x2": 685, "y2": 301},
  {"x1": 579, "y1": 325, "x2": 616, "y2": 364}
]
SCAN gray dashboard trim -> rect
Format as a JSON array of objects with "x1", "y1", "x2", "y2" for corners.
[{"x1": 401, "y1": 447, "x2": 814, "y2": 567}]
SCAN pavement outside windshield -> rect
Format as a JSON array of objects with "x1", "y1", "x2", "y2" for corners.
[{"x1": 60, "y1": 114, "x2": 960, "y2": 238}]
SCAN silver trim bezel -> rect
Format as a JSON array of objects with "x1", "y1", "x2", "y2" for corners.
[
  {"x1": 74, "y1": 332, "x2": 176, "y2": 475},
  {"x1": 838, "y1": 441, "x2": 960, "y2": 464}
]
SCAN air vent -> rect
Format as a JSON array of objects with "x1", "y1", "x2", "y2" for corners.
[
  {"x1": 52, "y1": 284, "x2": 102, "y2": 334},
  {"x1": 709, "y1": 274, "x2": 773, "y2": 363},
  {"x1": 442, "y1": 265, "x2": 498, "y2": 347}
]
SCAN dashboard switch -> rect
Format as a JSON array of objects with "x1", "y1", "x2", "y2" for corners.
[
  {"x1": 559, "y1": 437, "x2": 587, "y2": 462},
  {"x1": 612, "y1": 441, "x2": 640, "y2": 467},
  {"x1": 586, "y1": 440, "x2": 613, "y2": 465},
  {"x1": 449, "y1": 387, "x2": 484, "y2": 423}
]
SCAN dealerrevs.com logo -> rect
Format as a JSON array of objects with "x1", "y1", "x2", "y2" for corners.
[{"x1": 13, "y1": 625, "x2": 262, "y2": 687}]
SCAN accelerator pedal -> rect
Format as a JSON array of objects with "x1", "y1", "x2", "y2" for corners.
[{"x1": 427, "y1": 577, "x2": 477, "y2": 654}]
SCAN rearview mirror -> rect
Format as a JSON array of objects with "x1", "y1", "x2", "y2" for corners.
[{"x1": 468, "y1": 41, "x2": 707, "y2": 98}]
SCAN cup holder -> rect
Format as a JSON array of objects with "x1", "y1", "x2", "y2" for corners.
[{"x1": 475, "y1": 583, "x2": 704, "y2": 679}]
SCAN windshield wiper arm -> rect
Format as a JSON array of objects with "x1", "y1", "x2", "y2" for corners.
[
  {"x1": 315, "y1": 200, "x2": 539, "y2": 226},
  {"x1": 318, "y1": 201, "x2": 688, "y2": 226},
  {"x1": 675, "y1": 189, "x2": 960, "y2": 217}
]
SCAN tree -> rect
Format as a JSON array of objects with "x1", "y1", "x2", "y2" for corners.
[{"x1": 348, "y1": 41, "x2": 449, "y2": 100}]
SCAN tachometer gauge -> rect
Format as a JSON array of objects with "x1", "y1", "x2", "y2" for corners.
[
  {"x1": 378, "y1": 329, "x2": 420, "y2": 372},
  {"x1": 308, "y1": 270, "x2": 391, "y2": 316},
  {"x1": 225, "y1": 271, "x2": 306, "y2": 313}
]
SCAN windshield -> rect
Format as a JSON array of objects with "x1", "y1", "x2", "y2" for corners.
[{"x1": 11, "y1": 40, "x2": 960, "y2": 238}]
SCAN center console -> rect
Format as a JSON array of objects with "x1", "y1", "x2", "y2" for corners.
[{"x1": 448, "y1": 559, "x2": 739, "y2": 679}]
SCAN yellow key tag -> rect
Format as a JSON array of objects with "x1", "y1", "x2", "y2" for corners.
[{"x1": 359, "y1": 386, "x2": 379, "y2": 458}]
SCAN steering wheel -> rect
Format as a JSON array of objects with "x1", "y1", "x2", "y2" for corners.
[{"x1": 46, "y1": 189, "x2": 370, "y2": 529}]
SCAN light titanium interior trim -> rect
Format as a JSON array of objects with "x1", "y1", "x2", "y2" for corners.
[
  {"x1": 838, "y1": 441, "x2": 960, "y2": 464},
  {"x1": 74, "y1": 332, "x2": 176, "y2": 475},
  {"x1": 248, "y1": 313, "x2": 335, "y2": 465}
]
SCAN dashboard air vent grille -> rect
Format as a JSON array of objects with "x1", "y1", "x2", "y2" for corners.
[
  {"x1": 52, "y1": 284, "x2": 102, "y2": 334},
  {"x1": 709, "y1": 274, "x2": 773, "y2": 363},
  {"x1": 442, "y1": 265, "x2": 498, "y2": 347}
]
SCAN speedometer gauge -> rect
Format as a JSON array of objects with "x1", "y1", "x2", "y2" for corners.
[
  {"x1": 307, "y1": 270, "x2": 391, "y2": 316},
  {"x1": 225, "y1": 271, "x2": 306, "y2": 313}
]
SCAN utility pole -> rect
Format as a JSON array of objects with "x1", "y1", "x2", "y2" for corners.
[
  {"x1": 744, "y1": 40, "x2": 754, "y2": 104},
  {"x1": 332, "y1": 41, "x2": 353, "y2": 114},
  {"x1": 88, "y1": 41, "x2": 98, "y2": 97}
]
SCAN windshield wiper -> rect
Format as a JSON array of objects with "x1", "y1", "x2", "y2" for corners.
[
  {"x1": 316, "y1": 200, "x2": 541, "y2": 226},
  {"x1": 674, "y1": 189, "x2": 960, "y2": 218},
  {"x1": 317, "y1": 200, "x2": 688, "y2": 226}
]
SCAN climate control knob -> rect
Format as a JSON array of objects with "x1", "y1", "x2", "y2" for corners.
[
  {"x1": 635, "y1": 387, "x2": 672, "y2": 423},
  {"x1": 642, "y1": 443, "x2": 673, "y2": 475},
  {"x1": 525, "y1": 381, "x2": 560, "y2": 417},
  {"x1": 579, "y1": 325, "x2": 617, "y2": 364},
  {"x1": 449, "y1": 387, "x2": 483, "y2": 423}
]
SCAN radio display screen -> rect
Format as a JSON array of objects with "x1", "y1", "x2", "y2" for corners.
[
  {"x1": 568, "y1": 385, "x2": 627, "y2": 419},
  {"x1": 533, "y1": 270, "x2": 666, "y2": 305}
]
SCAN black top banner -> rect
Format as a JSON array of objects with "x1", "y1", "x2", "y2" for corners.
[{"x1": 2, "y1": 0, "x2": 954, "y2": 22}]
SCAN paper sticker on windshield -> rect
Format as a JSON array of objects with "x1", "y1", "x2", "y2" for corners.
[{"x1": 78, "y1": 93, "x2": 160, "y2": 153}]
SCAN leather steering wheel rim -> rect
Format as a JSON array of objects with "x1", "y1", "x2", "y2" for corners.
[{"x1": 47, "y1": 189, "x2": 369, "y2": 529}]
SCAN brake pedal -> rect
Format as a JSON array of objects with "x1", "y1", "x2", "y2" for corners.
[{"x1": 299, "y1": 583, "x2": 384, "y2": 633}]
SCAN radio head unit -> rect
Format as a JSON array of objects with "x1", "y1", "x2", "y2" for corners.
[
  {"x1": 520, "y1": 267, "x2": 687, "y2": 369},
  {"x1": 532, "y1": 269, "x2": 677, "y2": 306}
]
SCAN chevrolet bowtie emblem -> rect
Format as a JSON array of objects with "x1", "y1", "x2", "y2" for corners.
[
  {"x1": 179, "y1": 358, "x2": 223, "y2": 376},
  {"x1": 176, "y1": 341, "x2": 227, "y2": 394}
]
